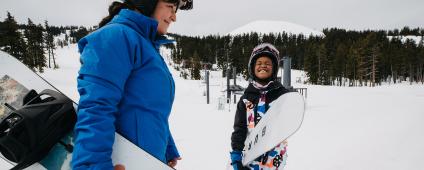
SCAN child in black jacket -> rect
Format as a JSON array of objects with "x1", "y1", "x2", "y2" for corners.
[{"x1": 231, "y1": 43, "x2": 289, "y2": 170}]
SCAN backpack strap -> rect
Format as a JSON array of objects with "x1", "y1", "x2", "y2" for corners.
[{"x1": 0, "y1": 135, "x2": 29, "y2": 163}]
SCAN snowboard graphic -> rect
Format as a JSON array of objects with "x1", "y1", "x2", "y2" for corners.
[
  {"x1": 242, "y1": 92, "x2": 305, "y2": 166},
  {"x1": 0, "y1": 51, "x2": 174, "y2": 170},
  {"x1": 0, "y1": 75, "x2": 30, "y2": 120}
]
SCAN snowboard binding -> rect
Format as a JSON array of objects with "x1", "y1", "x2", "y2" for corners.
[{"x1": 0, "y1": 89, "x2": 77, "y2": 170}]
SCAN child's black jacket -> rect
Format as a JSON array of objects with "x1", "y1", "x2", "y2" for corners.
[{"x1": 231, "y1": 81, "x2": 289, "y2": 151}]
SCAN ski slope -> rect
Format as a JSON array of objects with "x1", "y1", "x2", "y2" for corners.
[
  {"x1": 1, "y1": 40, "x2": 424, "y2": 170},
  {"x1": 388, "y1": 35, "x2": 423, "y2": 44},
  {"x1": 227, "y1": 20, "x2": 324, "y2": 36}
]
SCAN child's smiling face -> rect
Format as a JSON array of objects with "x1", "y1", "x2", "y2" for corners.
[{"x1": 254, "y1": 56, "x2": 273, "y2": 80}]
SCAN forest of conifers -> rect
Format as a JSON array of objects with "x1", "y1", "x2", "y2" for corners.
[
  {"x1": 1, "y1": 11, "x2": 423, "y2": 86},
  {"x1": 0, "y1": 12, "x2": 91, "y2": 72},
  {"x1": 166, "y1": 27, "x2": 424, "y2": 86},
  {"x1": 166, "y1": 27, "x2": 424, "y2": 87}
]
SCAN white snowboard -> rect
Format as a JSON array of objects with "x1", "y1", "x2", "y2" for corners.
[
  {"x1": 242, "y1": 92, "x2": 305, "y2": 166},
  {"x1": 0, "y1": 51, "x2": 174, "y2": 170}
]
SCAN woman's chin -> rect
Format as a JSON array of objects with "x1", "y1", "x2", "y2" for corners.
[{"x1": 157, "y1": 30, "x2": 167, "y2": 35}]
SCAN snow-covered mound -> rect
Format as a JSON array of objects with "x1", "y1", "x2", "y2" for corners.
[
  {"x1": 388, "y1": 35, "x2": 423, "y2": 44},
  {"x1": 228, "y1": 20, "x2": 324, "y2": 36}
]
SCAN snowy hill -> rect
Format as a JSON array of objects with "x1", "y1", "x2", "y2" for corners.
[
  {"x1": 388, "y1": 35, "x2": 423, "y2": 44},
  {"x1": 228, "y1": 20, "x2": 324, "y2": 36}
]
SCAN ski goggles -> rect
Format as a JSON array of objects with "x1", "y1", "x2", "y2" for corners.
[
  {"x1": 178, "y1": 0, "x2": 193, "y2": 10},
  {"x1": 251, "y1": 43, "x2": 279, "y2": 60}
]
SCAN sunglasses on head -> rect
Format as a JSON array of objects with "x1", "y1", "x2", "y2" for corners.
[
  {"x1": 253, "y1": 43, "x2": 279, "y2": 57},
  {"x1": 178, "y1": 0, "x2": 193, "y2": 11},
  {"x1": 254, "y1": 43, "x2": 277, "y2": 51}
]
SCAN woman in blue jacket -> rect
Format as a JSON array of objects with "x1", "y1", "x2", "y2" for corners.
[{"x1": 71, "y1": 0, "x2": 193, "y2": 169}]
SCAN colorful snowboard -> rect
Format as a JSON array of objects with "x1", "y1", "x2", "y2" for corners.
[
  {"x1": 0, "y1": 51, "x2": 174, "y2": 170},
  {"x1": 242, "y1": 92, "x2": 305, "y2": 166}
]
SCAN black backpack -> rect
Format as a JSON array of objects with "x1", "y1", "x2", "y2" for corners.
[{"x1": 0, "y1": 89, "x2": 77, "y2": 170}]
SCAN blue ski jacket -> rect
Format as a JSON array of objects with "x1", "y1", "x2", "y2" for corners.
[{"x1": 71, "y1": 9, "x2": 179, "y2": 170}]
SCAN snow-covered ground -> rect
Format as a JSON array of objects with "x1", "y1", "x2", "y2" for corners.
[{"x1": 2, "y1": 40, "x2": 424, "y2": 170}]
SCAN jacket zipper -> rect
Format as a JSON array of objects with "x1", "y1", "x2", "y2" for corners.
[
  {"x1": 166, "y1": 71, "x2": 173, "y2": 104},
  {"x1": 149, "y1": 26, "x2": 173, "y2": 105}
]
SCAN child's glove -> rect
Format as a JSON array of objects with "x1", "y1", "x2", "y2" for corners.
[{"x1": 230, "y1": 150, "x2": 250, "y2": 170}]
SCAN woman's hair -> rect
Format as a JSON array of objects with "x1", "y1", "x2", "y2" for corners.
[
  {"x1": 163, "y1": 0, "x2": 179, "y2": 6},
  {"x1": 98, "y1": 1, "x2": 136, "y2": 29},
  {"x1": 98, "y1": 0, "x2": 179, "y2": 29}
]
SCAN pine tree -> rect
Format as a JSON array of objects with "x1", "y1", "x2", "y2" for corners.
[
  {"x1": 359, "y1": 33, "x2": 378, "y2": 87},
  {"x1": 75, "y1": 26, "x2": 89, "y2": 42},
  {"x1": 24, "y1": 18, "x2": 38, "y2": 71},
  {"x1": 216, "y1": 35, "x2": 226, "y2": 71},
  {"x1": 191, "y1": 51, "x2": 201, "y2": 80},
  {"x1": 389, "y1": 37, "x2": 401, "y2": 84},
  {"x1": 219, "y1": 35, "x2": 231, "y2": 77},
  {"x1": 229, "y1": 35, "x2": 243, "y2": 76},
  {"x1": 305, "y1": 44, "x2": 319, "y2": 84},
  {"x1": 45, "y1": 23, "x2": 57, "y2": 69},
  {"x1": 1, "y1": 12, "x2": 24, "y2": 60},
  {"x1": 346, "y1": 45, "x2": 357, "y2": 86},
  {"x1": 65, "y1": 33, "x2": 69, "y2": 47},
  {"x1": 58, "y1": 38, "x2": 63, "y2": 49},
  {"x1": 335, "y1": 43, "x2": 348, "y2": 86},
  {"x1": 370, "y1": 43, "x2": 380, "y2": 87},
  {"x1": 0, "y1": 20, "x2": 4, "y2": 47},
  {"x1": 316, "y1": 43, "x2": 327, "y2": 84},
  {"x1": 204, "y1": 43, "x2": 212, "y2": 64},
  {"x1": 242, "y1": 45, "x2": 253, "y2": 80},
  {"x1": 35, "y1": 24, "x2": 46, "y2": 72},
  {"x1": 44, "y1": 20, "x2": 52, "y2": 68},
  {"x1": 281, "y1": 32, "x2": 288, "y2": 57},
  {"x1": 171, "y1": 47, "x2": 177, "y2": 61},
  {"x1": 378, "y1": 38, "x2": 390, "y2": 85},
  {"x1": 351, "y1": 38, "x2": 363, "y2": 86},
  {"x1": 403, "y1": 39, "x2": 417, "y2": 85},
  {"x1": 419, "y1": 36, "x2": 424, "y2": 84}
]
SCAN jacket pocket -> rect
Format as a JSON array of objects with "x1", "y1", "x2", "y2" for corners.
[{"x1": 135, "y1": 111, "x2": 145, "y2": 148}]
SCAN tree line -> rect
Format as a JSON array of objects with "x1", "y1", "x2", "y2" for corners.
[
  {"x1": 165, "y1": 28, "x2": 424, "y2": 86},
  {"x1": 1, "y1": 11, "x2": 422, "y2": 86},
  {"x1": 388, "y1": 26, "x2": 424, "y2": 36},
  {"x1": 0, "y1": 12, "x2": 90, "y2": 72}
]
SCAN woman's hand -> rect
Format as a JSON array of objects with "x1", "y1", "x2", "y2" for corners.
[
  {"x1": 167, "y1": 157, "x2": 182, "y2": 167},
  {"x1": 114, "y1": 164, "x2": 125, "y2": 170}
]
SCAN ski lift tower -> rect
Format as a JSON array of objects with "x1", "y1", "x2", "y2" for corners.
[
  {"x1": 202, "y1": 62, "x2": 212, "y2": 104},
  {"x1": 282, "y1": 56, "x2": 292, "y2": 91},
  {"x1": 283, "y1": 56, "x2": 307, "y2": 109},
  {"x1": 227, "y1": 67, "x2": 245, "y2": 104}
]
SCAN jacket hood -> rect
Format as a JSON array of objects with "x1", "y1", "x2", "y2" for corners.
[{"x1": 106, "y1": 9, "x2": 174, "y2": 49}]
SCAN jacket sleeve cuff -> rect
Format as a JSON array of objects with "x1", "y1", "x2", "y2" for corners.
[
  {"x1": 166, "y1": 145, "x2": 180, "y2": 161},
  {"x1": 72, "y1": 160, "x2": 114, "y2": 170}
]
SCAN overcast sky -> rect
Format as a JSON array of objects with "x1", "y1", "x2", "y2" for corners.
[{"x1": 1, "y1": 0, "x2": 423, "y2": 36}]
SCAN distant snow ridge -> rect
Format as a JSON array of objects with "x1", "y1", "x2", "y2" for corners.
[
  {"x1": 228, "y1": 20, "x2": 324, "y2": 37},
  {"x1": 388, "y1": 35, "x2": 423, "y2": 45}
]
